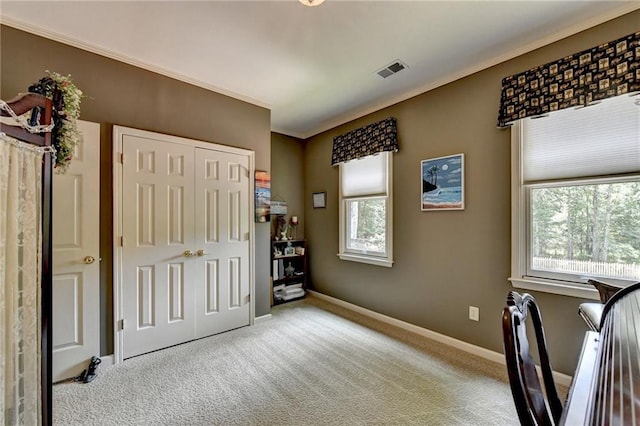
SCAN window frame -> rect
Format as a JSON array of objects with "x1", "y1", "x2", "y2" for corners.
[
  {"x1": 510, "y1": 120, "x2": 639, "y2": 300},
  {"x1": 338, "y1": 152, "x2": 394, "y2": 267}
]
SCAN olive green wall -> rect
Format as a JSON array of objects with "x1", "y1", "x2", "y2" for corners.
[
  {"x1": 271, "y1": 133, "x2": 305, "y2": 240},
  {"x1": 1, "y1": 25, "x2": 272, "y2": 355},
  {"x1": 303, "y1": 11, "x2": 639, "y2": 375}
]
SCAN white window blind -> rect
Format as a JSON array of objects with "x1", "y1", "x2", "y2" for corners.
[
  {"x1": 341, "y1": 153, "x2": 388, "y2": 197},
  {"x1": 523, "y1": 94, "x2": 640, "y2": 183}
]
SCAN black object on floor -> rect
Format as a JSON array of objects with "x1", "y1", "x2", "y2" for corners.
[{"x1": 77, "y1": 356, "x2": 102, "y2": 383}]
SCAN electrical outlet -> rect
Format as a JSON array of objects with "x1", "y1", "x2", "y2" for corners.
[{"x1": 469, "y1": 306, "x2": 480, "y2": 322}]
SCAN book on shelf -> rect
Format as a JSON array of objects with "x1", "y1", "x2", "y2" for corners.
[
  {"x1": 286, "y1": 282, "x2": 303, "y2": 289},
  {"x1": 278, "y1": 260, "x2": 285, "y2": 278},
  {"x1": 282, "y1": 287, "x2": 305, "y2": 300},
  {"x1": 273, "y1": 283, "x2": 305, "y2": 302},
  {"x1": 272, "y1": 260, "x2": 279, "y2": 280}
]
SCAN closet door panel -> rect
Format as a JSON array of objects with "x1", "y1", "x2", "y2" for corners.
[
  {"x1": 194, "y1": 148, "x2": 251, "y2": 339},
  {"x1": 121, "y1": 136, "x2": 196, "y2": 359}
]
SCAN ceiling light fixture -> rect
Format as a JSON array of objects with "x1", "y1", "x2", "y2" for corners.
[{"x1": 299, "y1": 0, "x2": 325, "y2": 6}]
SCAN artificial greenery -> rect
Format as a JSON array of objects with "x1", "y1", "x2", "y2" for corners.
[{"x1": 29, "y1": 71, "x2": 82, "y2": 173}]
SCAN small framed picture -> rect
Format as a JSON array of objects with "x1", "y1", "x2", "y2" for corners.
[
  {"x1": 254, "y1": 170, "x2": 271, "y2": 222},
  {"x1": 313, "y1": 192, "x2": 326, "y2": 209},
  {"x1": 421, "y1": 153, "x2": 464, "y2": 211}
]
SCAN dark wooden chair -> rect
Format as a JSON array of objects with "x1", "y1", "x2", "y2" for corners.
[{"x1": 502, "y1": 291, "x2": 563, "y2": 426}]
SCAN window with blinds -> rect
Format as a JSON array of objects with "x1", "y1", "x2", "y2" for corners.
[
  {"x1": 511, "y1": 94, "x2": 640, "y2": 292},
  {"x1": 523, "y1": 94, "x2": 639, "y2": 182},
  {"x1": 338, "y1": 152, "x2": 394, "y2": 267}
]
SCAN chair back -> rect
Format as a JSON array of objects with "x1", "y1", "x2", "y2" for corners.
[{"x1": 502, "y1": 291, "x2": 563, "y2": 426}]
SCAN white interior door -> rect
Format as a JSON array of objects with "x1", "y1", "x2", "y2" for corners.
[
  {"x1": 52, "y1": 120, "x2": 101, "y2": 382},
  {"x1": 194, "y1": 148, "x2": 250, "y2": 338},
  {"x1": 121, "y1": 135, "x2": 196, "y2": 358}
]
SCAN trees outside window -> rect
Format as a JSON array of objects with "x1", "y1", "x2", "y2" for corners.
[{"x1": 530, "y1": 181, "x2": 640, "y2": 281}]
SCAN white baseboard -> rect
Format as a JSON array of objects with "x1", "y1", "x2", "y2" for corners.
[
  {"x1": 254, "y1": 313, "x2": 272, "y2": 324},
  {"x1": 307, "y1": 290, "x2": 572, "y2": 388}
]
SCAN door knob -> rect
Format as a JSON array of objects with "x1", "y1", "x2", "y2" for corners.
[
  {"x1": 83, "y1": 256, "x2": 96, "y2": 264},
  {"x1": 183, "y1": 250, "x2": 195, "y2": 257},
  {"x1": 196, "y1": 249, "x2": 206, "y2": 256}
]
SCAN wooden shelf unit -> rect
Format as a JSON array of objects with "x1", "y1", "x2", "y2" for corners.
[{"x1": 271, "y1": 240, "x2": 307, "y2": 305}]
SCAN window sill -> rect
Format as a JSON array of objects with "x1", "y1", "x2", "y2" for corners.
[
  {"x1": 338, "y1": 253, "x2": 394, "y2": 268},
  {"x1": 509, "y1": 277, "x2": 600, "y2": 300}
]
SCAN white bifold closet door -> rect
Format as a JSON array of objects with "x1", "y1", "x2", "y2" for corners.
[{"x1": 121, "y1": 134, "x2": 250, "y2": 359}]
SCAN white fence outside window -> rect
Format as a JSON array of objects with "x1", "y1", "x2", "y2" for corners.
[{"x1": 532, "y1": 256, "x2": 640, "y2": 281}]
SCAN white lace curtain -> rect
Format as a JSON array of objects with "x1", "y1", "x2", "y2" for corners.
[{"x1": 0, "y1": 134, "x2": 46, "y2": 425}]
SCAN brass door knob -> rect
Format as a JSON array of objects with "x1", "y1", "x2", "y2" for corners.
[
  {"x1": 196, "y1": 249, "x2": 206, "y2": 256},
  {"x1": 83, "y1": 256, "x2": 96, "y2": 264},
  {"x1": 183, "y1": 250, "x2": 195, "y2": 257}
]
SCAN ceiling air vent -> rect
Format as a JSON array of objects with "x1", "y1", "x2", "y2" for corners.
[{"x1": 376, "y1": 60, "x2": 408, "y2": 79}]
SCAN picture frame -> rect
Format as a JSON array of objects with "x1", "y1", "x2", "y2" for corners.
[
  {"x1": 255, "y1": 170, "x2": 271, "y2": 222},
  {"x1": 270, "y1": 200, "x2": 287, "y2": 215},
  {"x1": 284, "y1": 245, "x2": 295, "y2": 256},
  {"x1": 313, "y1": 192, "x2": 326, "y2": 209},
  {"x1": 421, "y1": 153, "x2": 464, "y2": 211}
]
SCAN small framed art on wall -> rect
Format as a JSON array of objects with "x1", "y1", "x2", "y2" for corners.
[
  {"x1": 313, "y1": 192, "x2": 326, "y2": 209},
  {"x1": 421, "y1": 153, "x2": 464, "y2": 211}
]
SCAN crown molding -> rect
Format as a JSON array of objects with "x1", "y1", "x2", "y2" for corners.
[
  {"x1": 2, "y1": 2, "x2": 638, "y2": 140},
  {"x1": 298, "y1": 3, "x2": 640, "y2": 140},
  {"x1": 0, "y1": 16, "x2": 271, "y2": 111}
]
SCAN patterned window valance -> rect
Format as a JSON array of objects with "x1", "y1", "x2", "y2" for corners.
[
  {"x1": 331, "y1": 117, "x2": 398, "y2": 165},
  {"x1": 497, "y1": 31, "x2": 639, "y2": 127}
]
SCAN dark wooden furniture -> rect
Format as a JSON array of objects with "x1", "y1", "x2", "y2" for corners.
[
  {"x1": 1, "y1": 92, "x2": 54, "y2": 426},
  {"x1": 562, "y1": 282, "x2": 640, "y2": 425},
  {"x1": 588, "y1": 279, "x2": 627, "y2": 304},
  {"x1": 578, "y1": 279, "x2": 625, "y2": 332},
  {"x1": 271, "y1": 239, "x2": 307, "y2": 305},
  {"x1": 502, "y1": 291, "x2": 563, "y2": 426}
]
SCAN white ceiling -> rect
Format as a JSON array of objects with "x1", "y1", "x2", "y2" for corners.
[{"x1": 1, "y1": 1, "x2": 638, "y2": 138}]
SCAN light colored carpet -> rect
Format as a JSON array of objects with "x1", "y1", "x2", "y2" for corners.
[{"x1": 53, "y1": 297, "x2": 518, "y2": 425}]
